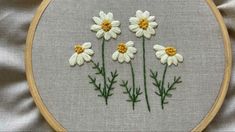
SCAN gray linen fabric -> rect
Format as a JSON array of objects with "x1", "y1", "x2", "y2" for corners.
[
  {"x1": 32, "y1": 0, "x2": 224, "y2": 131},
  {"x1": 0, "y1": 0, "x2": 234, "y2": 131}
]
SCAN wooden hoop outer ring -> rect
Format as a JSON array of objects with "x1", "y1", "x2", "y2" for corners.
[{"x1": 25, "y1": 0, "x2": 232, "y2": 131}]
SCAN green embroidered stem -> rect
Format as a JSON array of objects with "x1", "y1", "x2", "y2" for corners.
[
  {"x1": 106, "y1": 70, "x2": 118, "y2": 97},
  {"x1": 162, "y1": 76, "x2": 182, "y2": 107},
  {"x1": 91, "y1": 60, "x2": 103, "y2": 75},
  {"x1": 88, "y1": 68, "x2": 118, "y2": 104},
  {"x1": 150, "y1": 69, "x2": 161, "y2": 96},
  {"x1": 101, "y1": 37, "x2": 108, "y2": 105},
  {"x1": 130, "y1": 61, "x2": 135, "y2": 109},
  {"x1": 88, "y1": 75, "x2": 104, "y2": 97},
  {"x1": 160, "y1": 64, "x2": 168, "y2": 109},
  {"x1": 142, "y1": 36, "x2": 151, "y2": 112},
  {"x1": 120, "y1": 81, "x2": 142, "y2": 110},
  {"x1": 120, "y1": 61, "x2": 142, "y2": 110},
  {"x1": 150, "y1": 65, "x2": 182, "y2": 109},
  {"x1": 88, "y1": 37, "x2": 119, "y2": 105}
]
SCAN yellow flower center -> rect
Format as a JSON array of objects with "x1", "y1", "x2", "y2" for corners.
[
  {"x1": 74, "y1": 44, "x2": 84, "y2": 54},
  {"x1": 138, "y1": 18, "x2": 149, "y2": 30},
  {"x1": 165, "y1": 47, "x2": 177, "y2": 56},
  {"x1": 101, "y1": 19, "x2": 112, "y2": 32},
  {"x1": 117, "y1": 43, "x2": 128, "y2": 54}
]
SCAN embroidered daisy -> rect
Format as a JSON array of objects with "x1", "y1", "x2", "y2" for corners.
[
  {"x1": 112, "y1": 41, "x2": 137, "y2": 63},
  {"x1": 129, "y1": 10, "x2": 158, "y2": 39},
  {"x1": 153, "y1": 44, "x2": 183, "y2": 66},
  {"x1": 69, "y1": 42, "x2": 94, "y2": 66},
  {"x1": 91, "y1": 11, "x2": 121, "y2": 40}
]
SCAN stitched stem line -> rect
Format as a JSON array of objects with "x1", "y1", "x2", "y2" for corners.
[
  {"x1": 142, "y1": 36, "x2": 151, "y2": 112},
  {"x1": 150, "y1": 64, "x2": 182, "y2": 109},
  {"x1": 130, "y1": 61, "x2": 135, "y2": 109},
  {"x1": 88, "y1": 37, "x2": 118, "y2": 105},
  {"x1": 160, "y1": 64, "x2": 168, "y2": 109},
  {"x1": 120, "y1": 61, "x2": 142, "y2": 110},
  {"x1": 90, "y1": 60, "x2": 103, "y2": 75},
  {"x1": 101, "y1": 37, "x2": 108, "y2": 105},
  {"x1": 130, "y1": 62, "x2": 135, "y2": 94}
]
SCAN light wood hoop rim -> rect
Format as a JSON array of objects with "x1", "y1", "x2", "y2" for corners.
[{"x1": 25, "y1": 0, "x2": 232, "y2": 131}]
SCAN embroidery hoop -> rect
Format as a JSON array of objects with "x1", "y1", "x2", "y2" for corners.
[{"x1": 25, "y1": 0, "x2": 232, "y2": 131}]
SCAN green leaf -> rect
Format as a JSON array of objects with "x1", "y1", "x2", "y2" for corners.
[
  {"x1": 88, "y1": 75, "x2": 104, "y2": 98},
  {"x1": 155, "y1": 91, "x2": 160, "y2": 96},
  {"x1": 121, "y1": 79, "x2": 142, "y2": 107},
  {"x1": 105, "y1": 69, "x2": 119, "y2": 98},
  {"x1": 166, "y1": 93, "x2": 172, "y2": 97},
  {"x1": 108, "y1": 93, "x2": 113, "y2": 97},
  {"x1": 163, "y1": 102, "x2": 169, "y2": 104}
]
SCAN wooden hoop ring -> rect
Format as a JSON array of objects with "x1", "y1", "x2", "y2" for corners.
[{"x1": 25, "y1": 0, "x2": 232, "y2": 131}]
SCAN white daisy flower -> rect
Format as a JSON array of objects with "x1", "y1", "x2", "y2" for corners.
[
  {"x1": 153, "y1": 44, "x2": 183, "y2": 66},
  {"x1": 91, "y1": 11, "x2": 121, "y2": 40},
  {"x1": 69, "y1": 42, "x2": 94, "y2": 66},
  {"x1": 112, "y1": 41, "x2": 137, "y2": 63},
  {"x1": 129, "y1": 10, "x2": 158, "y2": 39}
]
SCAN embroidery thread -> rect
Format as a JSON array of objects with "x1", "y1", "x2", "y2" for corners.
[
  {"x1": 89, "y1": 11, "x2": 121, "y2": 105},
  {"x1": 150, "y1": 44, "x2": 183, "y2": 109},
  {"x1": 129, "y1": 10, "x2": 158, "y2": 112},
  {"x1": 91, "y1": 11, "x2": 121, "y2": 40},
  {"x1": 69, "y1": 10, "x2": 185, "y2": 111},
  {"x1": 69, "y1": 42, "x2": 94, "y2": 66},
  {"x1": 112, "y1": 41, "x2": 142, "y2": 110}
]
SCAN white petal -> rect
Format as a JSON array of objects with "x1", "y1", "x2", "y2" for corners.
[
  {"x1": 96, "y1": 30, "x2": 104, "y2": 38},
  {"x1": 124, "y1": 53, "x2": 131, "y2": 62},
  {"x1": 112, "y1": 51, "x2": 119, "y2": 60},
  {"x1": 153, "y1": 44, "x2": 165, "y2": 51},
  {"x1": 92, "y1": 17, "x2": 102, "y2": 24},
  {"x1": 148, "y1": 16, "x2": 155, "y2": 22},
  {"x1": 109, "y1": 30, "x2": 117, "y2": 38},
  {"x1": 143, "y1": 30, "x2": 151, "y2": 38},
  {"x1": 129, "y1": 17, "x2": 139, "y2": 24},
  {"x1": 77, "y1": 54, "x2": 84, "y2": 66},
  {"x1": 149, "y1": 22, "x2": 158, "y2": 28},
  {"x1": 104, "y1": 32, "x2": 111, "y2": 40},
  {"x1": 111, "y1": 21, "x2": 120, "y2": 27},
  {"x1": 136, "y1": 29, "x2": 144, "y2": 37},
  {"x1": 128, "y1": 47, "x2": 137, "y2": 53},
  {"x1": 111, "y1": 27, "x2": 121, "y2": 34},
  {"x1": 147, "y1": 27, "x2": 155, "y2": 35},
  {"x1": 136, "y1": 10, "x2": 143, "y2": 18},
  {"x1": 106, "y1": 12, "x2": 113, "y2": 20},
  {"x1": 160, "y1": 54, "x2": 168, "y2": 64},
  {"x1": 175, "y1": 54, "x2": 184, "y2": 62},
  {"x1": 84, "y1": 49, "x2": 94, "y2": 55},
  {"x1": 156, "y1": 50, "x2": 166, "y2": 58},
  {"x1": 69, "y1": 53, "x2": 78, "y2": 66},
  {"x1": 129, "y1": 24, "x2": 139, "y2": 32},
  {"x1": 167, "y1": 57, "x2": 173, "y2": 66},
  {"x1": 127, "y1": 50, "x2": 134, "y2": 58},
  {"x1": 118, "y1": 53, "x2": 125, "y2": 63},
  {"x1": 81, "y1": 53, "x2": 91, "y2": 62},
  {"x1": 82, "y1": 42, "x2": 91, "y2": 49},
  {"x1": 99, "y1": 11, "x2": 106, "y2": 19},
  {"x1": 172, "y1": 56, "x2": 178, "y2": 65},
  {"x1": 143, "y1": 11, "x2": 150, "y2": 18},
  {"x1": 126, "y1": 41, "x2": 134, "y2": 47},
  {"x1": 91, "y1": 25, "x2": 101, "y2": 32}
]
